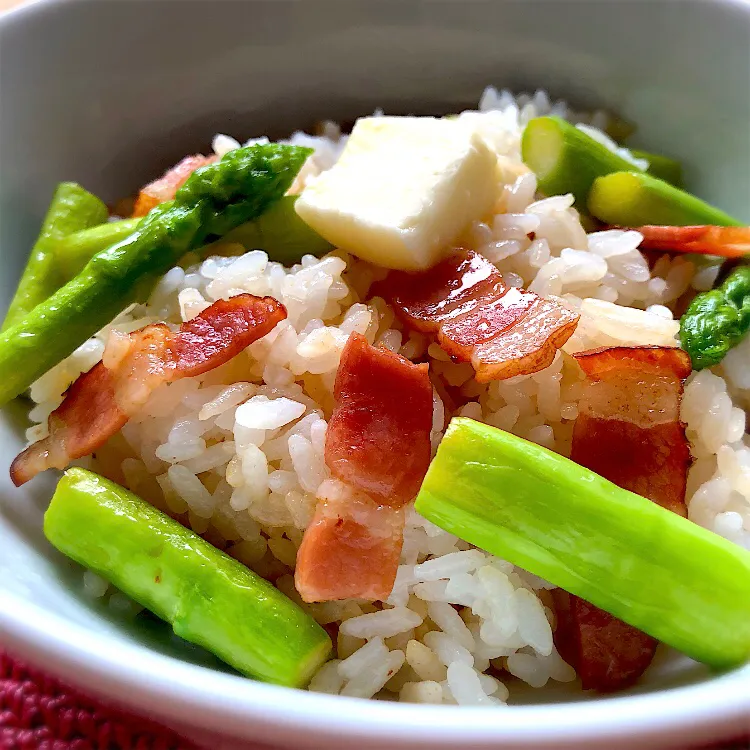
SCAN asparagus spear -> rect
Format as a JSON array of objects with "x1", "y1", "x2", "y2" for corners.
[
  {"x1": 601, "y1": 115, "x2": 635, "y2": 144},
  {"x1": 588, "y1": 171, "x2": 741, "y2": 227},
  {"x1": 630, "y1": 149, "x2": 684, "y2": 187},
  {"x1": 521, "y1": 116, "x2": 641, "y2": 206},
  {"x1": 0, "y1": 143, "x2": 311, "y2": 406},
  {"x1": 2, "y1": 183, "x2": 108, "y2": 331},
  {"x1": 60, "y1": 195, "x2": 332, "y2": 280},
  {"x1": 415, "y1": 417, "x2": 750, "y2": 669},
  {"x1": 216, "y1": 195, "x2": 333, "y2": 264},
  {"x1": 680, "y1": 266, "x2": 750, "y2": 369},
  {"x1": 45, "y1": 468, "x2": 331, "y2": 686},
  {"x1": 57, "y1": 218, "x2": 141, "y2": 279}
]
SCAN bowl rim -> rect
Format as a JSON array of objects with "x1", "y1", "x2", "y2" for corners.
[
  {"x1": 2, "y1": 590, "x2": 749, "y2": 748},
  {"x1": 1, "y1": 0, "x2": 749, "y2": 746}
]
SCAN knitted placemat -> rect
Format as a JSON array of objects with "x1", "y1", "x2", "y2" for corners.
[
  {"x1": 0, "y1": 651, "x2": 195, "y2": 749},
  {"x1": 1, "y1": 650, "x2": 747, "y2": 750}
]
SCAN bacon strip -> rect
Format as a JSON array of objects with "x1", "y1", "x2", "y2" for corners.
[
  {"x1": 471, "y1": 297, "x2": 579, "y2": 381},
  {"x1": 554, "y1": 345, "x2": 692, "y2": 691},
  {"x1": 10, "y1": 294, "x2": 286, "y2": 486},
  {"x1": 325, "y1": 333, "x2": 433, "y2": 507},
  {"x1": 295, "y1": 480, "x2": 405, "y2": 603},
  {"x1": 132, "y1": 154, "x2": 218, "y2": 217},
  {"x1": 378, "y1": 250, "x2": 579, "y2": 381},
  {"x1": 636, "y1": 225, "x2": 750, "y2": 259},
  {"x1": 295, "y1": 333, "x2": 433, "y2": 603},
  {"x1": 571, "y1": 345, "x2": 691, "y2": 516},
  {"x1": 551, "y1": 589, "x2": 659, "y2": 693}
]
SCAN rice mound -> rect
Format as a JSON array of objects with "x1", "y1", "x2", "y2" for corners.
[{"x1": 30, "y1": 87, "x2": 750, "y2": 704}]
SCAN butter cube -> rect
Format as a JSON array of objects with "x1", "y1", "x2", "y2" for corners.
[{"x1": 295, "y1": 116, "x2": 498, "y2": 271}]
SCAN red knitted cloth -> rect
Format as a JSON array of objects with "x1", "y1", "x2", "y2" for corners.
[
  {"x1": 0, "y1": 652, "x2": 195, "y2": 750},
  {"x1": 1, "y1": 650, "x2": 747, "y2": 750}
]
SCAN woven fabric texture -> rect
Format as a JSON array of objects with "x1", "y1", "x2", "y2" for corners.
[{"x1": 0, "y1": 651, "x2": 195, "y2": 750}]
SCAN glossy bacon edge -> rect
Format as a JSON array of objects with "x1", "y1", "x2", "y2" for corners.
[
  {"x1": 378, "y1": 250, "x2": 579, "y2": 381},
  {"x1": 635, "y1": 225, "x2": 750, "y2": 259},
  {"x1": 132, "y1": 154, "x2": 218, "y2": 218},
  {"x1": 572, "y1": 345, "x2": 691, "y2": 517},
  {"x1": 10, "y1": 294, "x2": 286, "y2": 486},
  {"x1": 554, "y1": 344, "x2": 692, "y2": 691},
  {"x1": 326, "y1": 333, "x2": 433, "y2": 507},
  {"x1": 574, "y1": 344, "x2": 693, "y2": 382},
  {"x1": 295, "y1": 480, "x2": 405, "y2": 604},
  {"x1": 295, "y1": 333, "x2": 433, "y2": 603}
]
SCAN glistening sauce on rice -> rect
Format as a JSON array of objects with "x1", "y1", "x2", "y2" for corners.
[{"x1": 24, "y1": 88, "x2": 750, "y2": 703}]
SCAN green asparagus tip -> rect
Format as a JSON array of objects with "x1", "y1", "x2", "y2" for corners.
[{"x1": 680, "y1": 266, "x2": 750, "y2": 369}]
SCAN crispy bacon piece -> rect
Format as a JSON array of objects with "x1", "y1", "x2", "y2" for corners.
[
  {"x1": 132, "y1": 154, "x2": 218, "y2": 217},
  {"x1": 378, "y1": 250, "x2": 579, "y2": 381},
  {"x1": 551, "y1": 589, "x2": 659, "y2": 692},
  {"x1": 10, "y1": 294, "x2": 285, "y2": 486},
  {"x1": 553, "y1": 345, "x2": 692, "y2": 691},
  {"x1": 471, "y1": 297, "x2": 580, "y2": 381},
  {"x1": 326, "y1": 333, "x2": 433, "y2": 507},
  {"x1": 636, "y1": 225, "x2": 750, "y2": 259},
  {"x1": 571, "y1": 345, "x2": 691, "y2": 516},
  {"x1": 295, "y1": 334, "x2": 433, "y2": 603},
  {"x1": 295, "y1": 481, "x2": 405, "y2": 603}
]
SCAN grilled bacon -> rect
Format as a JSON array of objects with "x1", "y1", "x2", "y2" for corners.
[
  {"x1": 295, "y1": 334, "x2": 432, "y2": 603},
  {"x1": 636, "y1": 225, "x2": 750, "y2": 259},
  {"x1": 378, "y1": 250, "x2": 579, "y2": 381},
  {"x1": 10, "y1": 294, "x2": 285, "y2": 486},
  {"x1": 132, "y1": 154, "x2": 218, "y2": 217}
]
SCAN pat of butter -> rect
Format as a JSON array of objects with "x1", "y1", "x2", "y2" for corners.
[{"x1": 295, "y1": 116, "x2": 498, "y2": 271}]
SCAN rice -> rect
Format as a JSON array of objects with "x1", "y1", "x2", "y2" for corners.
[{"x1": 30, "y1": 87, "x2": 750, "y2": 704}]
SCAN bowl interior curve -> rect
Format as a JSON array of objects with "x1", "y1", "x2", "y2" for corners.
[{"x1": 1, "y1": 1, "x2": 749, "y2": 747}]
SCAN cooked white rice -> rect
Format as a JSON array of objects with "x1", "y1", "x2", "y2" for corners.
[{"x1": 28, "y1": 87, "x2": 749, "y2": 703}]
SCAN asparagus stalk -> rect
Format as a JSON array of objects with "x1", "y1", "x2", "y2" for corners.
[
  {"x1": 57, "y1": 218, "x2": 141, "y2": 279},
  {"x1": 203, "y1": 195, "x2": 333, "y2": 265},
  {"x1": 45, "y1": 468, "x2": 331, "y2": 686},
  {"x1": 630, "y1": 149, "x2": 684, "y2": 187},
  {"x1": 60, "y1": 195, "x2": 333, "y2": 280},
  {"x1": 2, "y1": 183, "x2": 107, "y2": 331},
  {"x1": 588, "y1": 171, "x2": 741, "y2": 227},
  {"x1": 601, "y1": 115, "x2": 635, "y2": 144},
  {"x1": 521, "y1": 116, "x2": 641, "y2": 206},
  {"x1": 0, "y1": 143, "x2": 311, "y2": 406},
  {"x1": 680, "y1": 266, "x2": 750, "y2": 369},
  {"x1": 414, "y1": 417, "x2": 750, "y2": 669}
]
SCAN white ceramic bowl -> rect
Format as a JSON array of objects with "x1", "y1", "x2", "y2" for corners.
[{"x1": 1, "y1": 1, "x2": 749, "y2": 747}]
